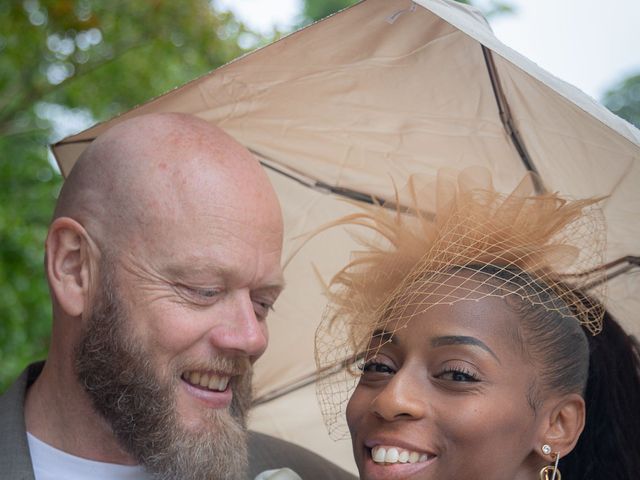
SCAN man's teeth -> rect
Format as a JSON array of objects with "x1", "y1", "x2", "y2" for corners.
[
  {"x1": 182, "y1": 371, "x2": 230, "y2": 392},
  {"x1": 371, "y1": 446, "x2": 430, "y2": 465}
]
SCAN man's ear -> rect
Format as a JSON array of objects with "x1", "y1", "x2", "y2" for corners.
[
  {"x1": 538, "y1": 393, "x2": 586, "y2": 459},
  {"x1": 46, "y1": 217, "x2": 98, "y2": 318}
]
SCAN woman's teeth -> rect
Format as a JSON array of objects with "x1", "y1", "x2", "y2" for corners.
[
  {"x1": 371, "y1": 445, "x2": 430, "y2": 465},
  {"x1": 182, "y1": 371, "x2": 230, "y2": 391}
]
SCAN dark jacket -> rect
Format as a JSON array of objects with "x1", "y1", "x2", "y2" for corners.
[{"x1": 0, "y1": 363, "x2": 355, "y2": 480}]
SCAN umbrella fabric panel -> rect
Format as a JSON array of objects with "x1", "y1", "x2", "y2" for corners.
[
  {"x1": 598, "y1": 164, "x2": 640, "y2": 333},
  {"x1": 195, "y1": 0, "x2": 525, "y2": 198},
  {"x1": 250, "y1": 382, "x2": 357, "y2": 474},
  {"x1": 490, "y1": 54, "x2": 640, "y2": 333},
  {"x1": 252, "y1": 169, "x2": 362, "y2": 397},
  {"x1": 494, "y1": 53, "x2": 638, "y2": 199},
  {"x1": 415, "y1": 0, "x2": 640, "y2": 148},
  {"x1": 54, "y1": 0, "x2": 527, "y2": 191}
]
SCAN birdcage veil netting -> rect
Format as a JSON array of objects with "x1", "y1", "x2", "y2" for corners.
[{"x1": 314, "y1": 167, "x2": 606, "y2": 439}]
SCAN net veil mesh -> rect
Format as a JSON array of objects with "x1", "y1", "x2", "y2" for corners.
[{"x1": 314, "y1": 167, "x2": 606, "y2": 439}]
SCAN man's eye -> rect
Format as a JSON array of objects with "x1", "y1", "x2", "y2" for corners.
[
  {"x1": 177, "y1": 285, "x2": 220, "y2": 304},
  {"x1": 193, "y1": 288, "x2": 217, "y2": 298},
  {"x1": 252, "y1": 300, "x2": 274, "y2": 319}
]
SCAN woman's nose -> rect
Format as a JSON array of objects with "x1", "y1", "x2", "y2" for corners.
[{"x1": 370, "y1": 372, "x2": 426, "y2": 421}]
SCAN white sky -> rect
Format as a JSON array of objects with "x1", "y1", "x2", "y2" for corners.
[
  {"x1": 215, "y1": 0, "x2": 302, "y2": 33},
  {"x1": 214, "y1": 0, "x2": 640, "y2": 100},
  {"x1": 490, "y1": 0, "x2": 640, "y2": 99}
]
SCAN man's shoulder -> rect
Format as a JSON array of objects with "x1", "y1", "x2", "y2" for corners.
[
  {"x1": 248, "y1": 431, "x2": 356, "y2": 480},
  {"x1": 0, "y1": 362, "x2": 42, "y2": 480}
]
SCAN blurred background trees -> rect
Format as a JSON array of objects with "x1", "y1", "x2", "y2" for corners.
[
  {"x1": 603, "y1": 74, "x2": 640, "y2": 128},
  {"x1": 0, "y1": 0, "x2": 253, "y2": 390},
  {"x1": 298, "y1": 0, "x2": 513, "y2": 24},
  {"x1": 1, "y1": 0, "x2": 638, "y2": 391}
]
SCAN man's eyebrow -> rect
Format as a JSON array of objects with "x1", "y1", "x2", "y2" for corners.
[
  {"x1": 430, "y1": 335, "x2": 501, "y2": 363},
  {"x1": 164, "y1": 263, "x2": 286, "y2": 292},
  {"x1": 253, "y1": 270, "x2": 286, "y2": 294},
  {"x1": 164, "y1": 262, "x2": 224, "y2": 278},
  {"x1": 254, "y1": 279, "x2": 286, "y2": 296}
]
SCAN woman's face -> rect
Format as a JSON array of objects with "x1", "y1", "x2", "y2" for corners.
[{"x1": 346, "y1": 284, "x2": 546, "y2": 480}]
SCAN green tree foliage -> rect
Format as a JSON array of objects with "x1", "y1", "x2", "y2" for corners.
[
  {"x1": 455, "y1": 0, "x2": 515, "y2": 18},
  {"x1": 0, "y1": 133, "x2": 57, "y2": 389},
  {"x1": 603, "y1": 73, "x2": 640, "y2": 128},
  {"x1": 0, "y1": 0, "x2": 255, "y2": 391},
  {"x1": 298, "y1": 0, "x2": 513, "y2": 25},
  {"x1": 1, "y1": 0, "x2": 250, "y2": 134},
  {"x1": 300, "y1": 0, "x2": 359, "y2": 25}
]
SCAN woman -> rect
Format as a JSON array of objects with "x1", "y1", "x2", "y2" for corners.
[{"x1": 315, "y1": 168, "x2": 640, "y2": 479}]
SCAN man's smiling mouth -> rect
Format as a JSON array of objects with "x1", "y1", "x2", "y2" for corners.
[{"x1": 181, "y1": 371, "x2": 230, "y2": 392}]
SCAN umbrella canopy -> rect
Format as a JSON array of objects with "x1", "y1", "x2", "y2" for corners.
[{"x1": 52, "y1": 0, "x2": 640, "y2": 472}]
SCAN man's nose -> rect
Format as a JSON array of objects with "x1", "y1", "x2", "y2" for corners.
[
  {"x1": 207, "y1": 290, "x2": 268, "y2": 359},
  {"x1": 370, "y1": 371, "x2": 426, "y2": 422}
]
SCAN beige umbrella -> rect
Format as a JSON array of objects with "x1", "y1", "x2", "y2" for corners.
[{"x1": 51, "y1": 0, "x2": 640, "y2": 473}]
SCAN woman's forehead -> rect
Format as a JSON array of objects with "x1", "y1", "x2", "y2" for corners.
[
  {"x1": 373, "y1": 289, "x2": 525, "y2": 357},
  {"x1": 379, "y1": 270, "x2": 509, "y2": 324}
]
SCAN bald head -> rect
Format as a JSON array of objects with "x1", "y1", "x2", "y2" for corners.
[{"x1": 54, "y1": 113, "x2": 282, "y2": 254}]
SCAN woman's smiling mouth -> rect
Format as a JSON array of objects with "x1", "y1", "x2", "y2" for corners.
[
  {"x1": 370, "y1": 445, "x2": 432, "y2": 464},
  {"x1": 359, "y1": 439, "x2": 438, "y2": 479}
]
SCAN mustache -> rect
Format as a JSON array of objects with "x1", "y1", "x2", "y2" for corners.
[{"x1": 178, "y1": 356, "x2": 252, "y2": 376}]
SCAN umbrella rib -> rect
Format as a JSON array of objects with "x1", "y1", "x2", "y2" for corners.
[
  {"x1": 253, "y1": 150, "x2": 401, "y2": 209},
  {"x1": 567, "y1": 255, "x2": 640, "y2": 290},
  {"x1": 481, "y1": 46, "x2": 546, "y2": 194},
  {"x1": 255, "y1": 154, "x2": 439, "y2": 223}
]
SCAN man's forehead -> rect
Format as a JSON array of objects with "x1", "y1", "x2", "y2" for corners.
[
  {"x1": 119, "y1": 163, "x2": 282, "y2": 242},
  {"x1": 131, "y1": 159, "x2": 281, "y2": 226}
]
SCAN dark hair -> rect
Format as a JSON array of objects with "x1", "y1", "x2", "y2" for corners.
[{"x1": 561, "y1": 306, "x2": 640, "y2": 479}]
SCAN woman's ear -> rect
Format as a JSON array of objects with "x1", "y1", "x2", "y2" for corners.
[
  {"x1": 538, "y1": 393, "x2": 586, "y2": 459},
  {"x1": 46, "y1": 217, "x2": 99, "y2": 318}
]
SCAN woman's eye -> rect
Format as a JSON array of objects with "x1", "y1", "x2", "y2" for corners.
[
  {"x1": 438, "y1": 367, "x2": 480, "y2": 383},
  {"x1": 360, "y1": 361, "x2": 395, "y2": 375}
]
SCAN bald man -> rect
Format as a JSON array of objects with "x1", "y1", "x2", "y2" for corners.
[{"x1": 0, "y1": 113, "x2": 355, "y2": 480}]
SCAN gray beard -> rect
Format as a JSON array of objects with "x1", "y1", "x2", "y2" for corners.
[{"x1": 74, "y1": 261, "x2": 251, "y2": 480}]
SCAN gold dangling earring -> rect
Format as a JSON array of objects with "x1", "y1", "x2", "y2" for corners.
[{"x1": 539, "y1": 445, "x2": 561, "y2": 480}]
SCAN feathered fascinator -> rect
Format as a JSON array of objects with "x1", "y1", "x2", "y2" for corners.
[{"x1": 315, "y1": 167, "x2": 606, "y2": 438}]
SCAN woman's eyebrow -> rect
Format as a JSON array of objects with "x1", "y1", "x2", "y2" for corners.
[
  {"x1": 371, "y1": 329, "x2": 394, "y2": 344},
  {"x1": 430, "y1": 335, "x2": 501, "y2": 364}
]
